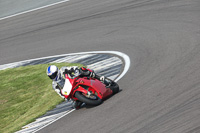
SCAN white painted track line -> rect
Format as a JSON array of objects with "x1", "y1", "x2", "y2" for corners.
[
  {"x1": 31, "y1": 109, "x2": 75, "y2": 133},
  {"x1": 0, "y1": 0, "x2": 70, "y2": 21}
]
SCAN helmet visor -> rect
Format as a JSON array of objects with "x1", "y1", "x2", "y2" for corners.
[{"x1": 48, "y1": 71, "x2": 58, "y2": 80}]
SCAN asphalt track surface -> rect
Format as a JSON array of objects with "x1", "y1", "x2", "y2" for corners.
[{"x1": 1, "y1": 0, "x2": 200, "y2": 133}]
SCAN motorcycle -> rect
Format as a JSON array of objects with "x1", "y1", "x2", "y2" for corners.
[{"x1": 60, "y1": 69, "x2": 119, "y2": 106}]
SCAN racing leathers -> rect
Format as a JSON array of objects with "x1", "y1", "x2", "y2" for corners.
[{"x1": 51, "y1": 66, "x2": 105, "y2": 109}]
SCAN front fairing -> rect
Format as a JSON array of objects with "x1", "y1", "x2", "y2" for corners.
[{"x1": 61, "y1": 78, "x2": 73, "y2": 98}]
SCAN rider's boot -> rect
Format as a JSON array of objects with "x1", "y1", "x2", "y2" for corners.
[
  {"x1": 72, "y1": 100, "x2": 83, "y2": 109},
  {"x1": 95, "y1": 75, "x2": 110, "y2": 87}
]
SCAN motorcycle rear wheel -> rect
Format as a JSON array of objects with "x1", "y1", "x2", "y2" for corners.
[
  {"x1": 75, "y1": 91, "x2": 103, "y2": 106},
  {"x1": 105, "y1": 78, "x2": 119, "y2": 94},
  {"x1": 109, "y1": 81, "x2": 119, "y2": 94}
]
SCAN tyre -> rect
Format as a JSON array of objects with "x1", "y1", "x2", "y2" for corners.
[
  {"x1": 75, "y1": 91, "x2": 103, "y2": 106},
  {"x1": 109, "y1": 81, "x2": 119, "y2": 94}
]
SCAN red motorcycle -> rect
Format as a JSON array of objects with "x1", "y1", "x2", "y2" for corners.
[{"x1": 61, "y1": 70, "x2": 119, "y2": 106}]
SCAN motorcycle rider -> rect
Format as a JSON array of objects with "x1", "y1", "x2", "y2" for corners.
[{"x1": 46, "y1": 65, "x2": 106, "y2": 109}]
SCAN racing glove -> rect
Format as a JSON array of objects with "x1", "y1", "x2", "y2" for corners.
[{"x1": 64, "y1": 68, "x2": 73, "y2": 74}]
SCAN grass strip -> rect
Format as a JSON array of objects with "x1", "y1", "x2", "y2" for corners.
[{"x1": 0, "y1": 62, "x2": 84, "y2": 133}]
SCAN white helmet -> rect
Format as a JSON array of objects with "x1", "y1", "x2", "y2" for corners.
[{"x1": 47, "y1": 65, "x2": 60, "y2": 81}]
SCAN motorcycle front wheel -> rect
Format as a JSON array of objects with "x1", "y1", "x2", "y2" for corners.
[{"x1": 75, "y1": 91, "x2": 102, "y2": 106}]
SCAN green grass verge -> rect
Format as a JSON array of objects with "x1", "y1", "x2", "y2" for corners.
[{"x1": 0, "y1": 63, "x2": 84, "y2": 133}]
